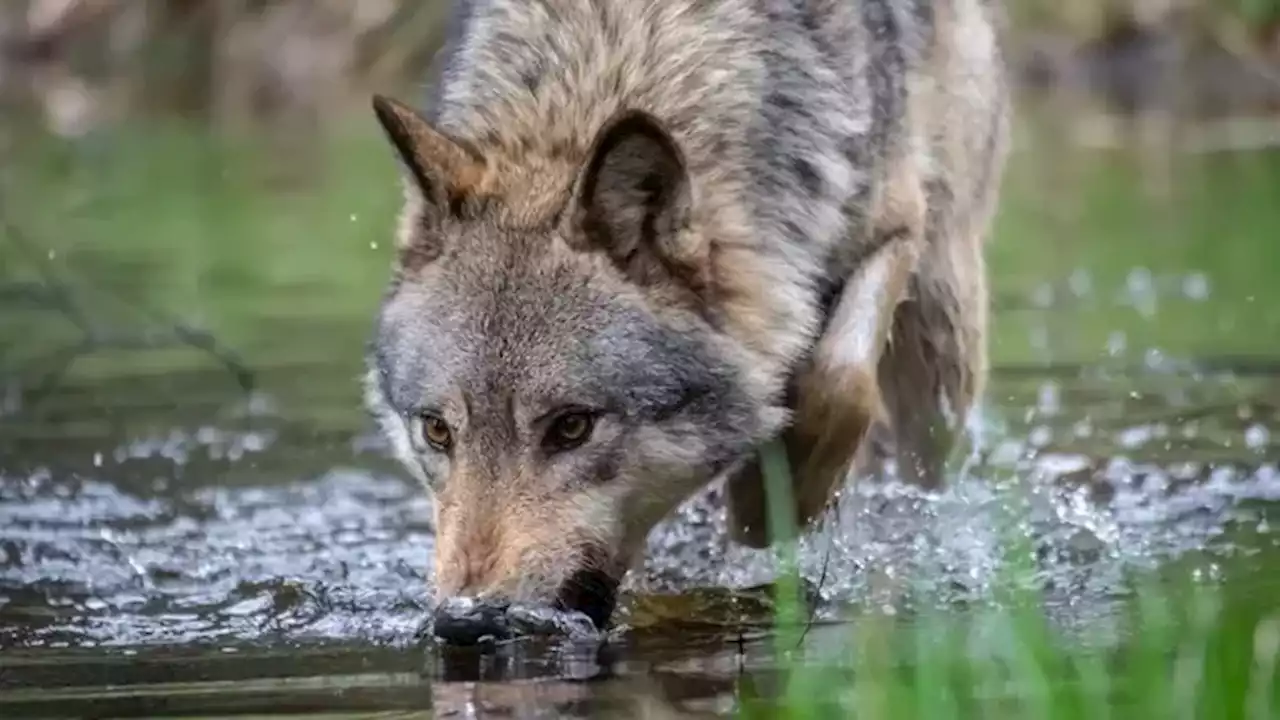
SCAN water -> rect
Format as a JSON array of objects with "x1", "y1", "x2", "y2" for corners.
[{"x1": 2, "y1": 112, "x2": 1280, "y2": 716}]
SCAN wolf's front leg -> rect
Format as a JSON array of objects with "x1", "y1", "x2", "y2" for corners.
[{"x1": 726, "y1": 234, "x2": 920, "y2": 548}]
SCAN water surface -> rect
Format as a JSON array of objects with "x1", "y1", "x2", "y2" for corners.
[{"x1": 2, "y1": 116, "x2": 1279, "y2": 717}]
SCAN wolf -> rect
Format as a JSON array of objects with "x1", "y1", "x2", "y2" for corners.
[{"x1": 364, "y1": 0, "x2": 1011, "y2": 637}]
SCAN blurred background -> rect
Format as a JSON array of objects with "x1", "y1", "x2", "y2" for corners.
[
  {"x1": 1, "y1": 1, "x2": 1280, "y2": 713},
  {"x1": 2, "y1": 0, "x2": 1279, "y2": 415}
]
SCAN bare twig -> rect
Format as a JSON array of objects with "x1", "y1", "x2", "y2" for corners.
[{"x1": 0, "y1": 173, "x2": 255, "y2": 408}]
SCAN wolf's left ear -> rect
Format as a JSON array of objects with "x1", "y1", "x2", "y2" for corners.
[
  {"x1": 567, "y1": 109, "x2": 704, "y2": 289},
  {"x1": 372, "y1": 95, "x2": 485, "y2": 251}
]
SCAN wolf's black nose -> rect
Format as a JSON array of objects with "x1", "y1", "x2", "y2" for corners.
[
  {"x1": 431, "y1": 597, "x2": 512, "y2": 645},
  {"x1": 555, "y1": 568, "x2": 619, "y2": 630}
]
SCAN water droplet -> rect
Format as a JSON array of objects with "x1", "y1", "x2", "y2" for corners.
[
  {"x1": 1069, "y1": 268, "x2": 1093, "y2": 297},
  {"x1": 1073, "y1": 419, "x2": 1094, "y2": 438},
  {"x1": 1032, "y1": 284, "x2": 1055, "y2": 308},
  {"x1": 1107, "y1": 332, "x2": 1127, "y2": 357},
  {"x1": 1182, "y1": 272, "x2": 1209, "y2": 300},
  {"x1": 1245, "y1": 425, "x2": 1270, "y2": 451},
  {"x1": 1037, "y1": 382, "x2": 1061, "y2": 416},
  {"x1": 1029, "y1": 426, "x2": 1053, "y2": 448},
  {"x1": 1028, "y1": 325, "x2": 1049, "y2": 352},
  {"x1": 1117, "y1": 425, "x2": 1153, "y2": 449}
]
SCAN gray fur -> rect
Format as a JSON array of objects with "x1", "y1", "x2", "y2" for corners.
[{"x1": 365, "y1": 0, "x2": 1011, "y2": 625}]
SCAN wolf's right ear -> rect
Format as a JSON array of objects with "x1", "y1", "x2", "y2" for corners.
[
  {"x1": 371, "y1": 95, "x2": 486, "y2": 246},
  {"x1": 567, "y1": 109, "x2": 706, "y2": 293}
]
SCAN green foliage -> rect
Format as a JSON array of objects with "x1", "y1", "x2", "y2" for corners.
[
  {"x1": 742, "y1": 468, "x2": 1280, "y2": 717},
  {"x1": 745, "y1": 405, "x2": 1280, "y2": 718},
  {"x1": 1232, "y1": 0, "x2": 1280, "y2": 26}
]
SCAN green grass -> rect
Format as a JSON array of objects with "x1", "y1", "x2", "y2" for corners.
[
  {"x1": 742, "y1": 552, "x2": 1280, "y2": 718},
  {"x1": 746, "y1": 453, "x2": 1280, "y2": 719},
  {"x1": 749, "y1": 581, "x2": 1280, "y2": 719}
]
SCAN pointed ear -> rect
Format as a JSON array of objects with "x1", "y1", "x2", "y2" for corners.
[
  {"x1": 371, "y1": 94, "x2": 486, "y2": 230},
  {"x1": 567, "y1": 109, "x2": 703, "y2": 289}
]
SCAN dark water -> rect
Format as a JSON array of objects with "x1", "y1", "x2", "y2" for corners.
[{"x1": 2, "y1": 118, "x2": 1280, "y2": 716}]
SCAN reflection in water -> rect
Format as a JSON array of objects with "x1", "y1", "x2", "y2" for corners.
[{"x1": 0, "y1": 630, "x2": 751, "y2": 717}]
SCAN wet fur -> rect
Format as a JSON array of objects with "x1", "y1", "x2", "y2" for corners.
[{"x1": 365, "y1": 0, "x2": 1011, "y2": 620}]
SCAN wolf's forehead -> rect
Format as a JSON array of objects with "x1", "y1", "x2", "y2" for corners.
[
  {"x1": 380, "y1": 258, "x2": 732, "y2": 425},
  {"x1": 451, "y1": 252, "x2": 605, "y2": 346},
  {"x1": 386, "y1": 255, "x2": 617, "y2": 390}
]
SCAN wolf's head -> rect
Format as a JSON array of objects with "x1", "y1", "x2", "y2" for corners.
[{"x1": 363, "y1": 96, "x2": 785, "y2": 630}]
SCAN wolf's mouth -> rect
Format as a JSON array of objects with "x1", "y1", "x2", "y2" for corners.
[
  {"x1": 429, "y1": 596, "x2": 602, "y2": 645},
  {"x1": 555, "y1": 567, "x2": 619, "y2": 629}
]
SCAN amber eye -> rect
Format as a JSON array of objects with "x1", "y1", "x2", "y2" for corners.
[
  {"x1": 544, "y1": 411, "x2": 595, "y2": 451},
  {"x1": 420, "y1": 414, "x2": 453, "y2": 452}
]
